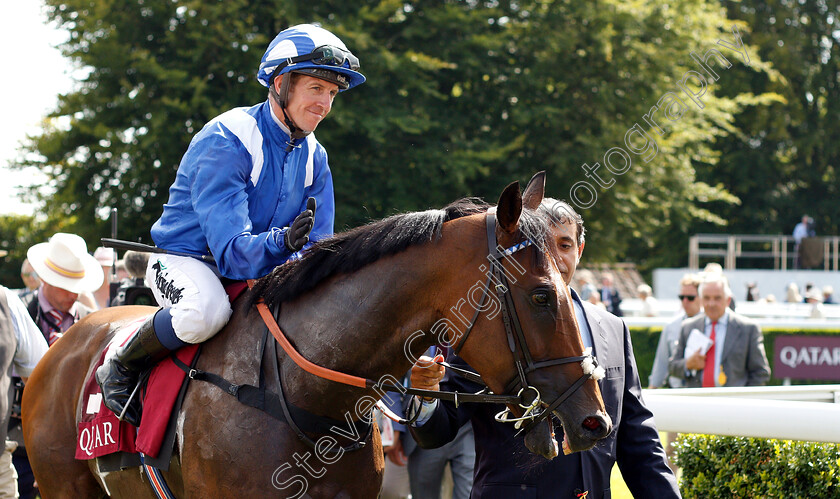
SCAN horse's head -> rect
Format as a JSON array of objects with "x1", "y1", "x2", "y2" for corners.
[{"x1": 453, "y1": 172, "x2": 612, "y2": 459}]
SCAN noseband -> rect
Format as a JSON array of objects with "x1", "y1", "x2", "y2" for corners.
[{"x1": 450, "y1": 212, "x2": 603, "y2": 434}]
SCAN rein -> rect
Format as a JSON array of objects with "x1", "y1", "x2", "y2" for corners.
[
  {"x1": 247, "y1": 210, "x2": 603, "y2": 442},
  {"x1": 185, "y1": 210, "x2": 604, "y2": 453},
  {"x1": 254, "y1": 299, "x2": 523, "y2": 407}
]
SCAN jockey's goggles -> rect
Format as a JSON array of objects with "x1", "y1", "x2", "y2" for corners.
[{"x1": 272, "y1": 45, "x2": 360, "y2": 79}]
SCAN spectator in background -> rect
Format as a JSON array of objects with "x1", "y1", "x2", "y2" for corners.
[
  {"x1": 576, "y1": 269, "x2": 598, "y2": 302},
  {"x1": 17, "y1": 260, "x2": 40, "y2": 300},
  {"x1": 637, "y1": 284, "x2": 658, "y2": 317},
  {"x1": 822, "y1": 286, "x2": 835, "y2": 305},
  {"x1": 599, "y1": 272, "x2": 623, "y2": 317},
  {"x1": 109, "y1": 251, "x2": 154, "y2": 307},
  {"x1": 377, "y1": 388, "x2": 410, "y2": 499},
  {"x1": 793, "y1": 214, "x2": 811, "y2": 244},
  {"x1": 587, "y1": 292, "x2": 607, "y2": 310},
  {"x1": 14, "y1": 233, "x2": 102, "y2": 499},
  {"x1": 649, "y1": 273, "x2": 702, "y2": 389},
  {"x1": 92, "y1": 247, "x2": 116, "y2": 309},
  {"x1": 785, "y1": 282, "x2": 802, "y2": 303},
  {"x1": 793, "y1": 215, "x2": 815, "y2": 269},
  {"x1": 745, "y1": 282, "x2": 759, "y2": 302},
  {"x1": 20, "y1": 233, "x2": 102, "y2": 345},
  {"x1": 114, "y1": 259, "x2": 129, "y2": 282},
  {"x1": 670, "y1": 274, "x2": 771, "y2": 388},
  {"x1": 802, "y1": 282, "x2": 815, "y2": 304},
  {"x1": 702, "y1": 263, "x2": 736, "y2": 311},
  {"x1": 806, "y1": 288, "x2": 825, "y2": 319}
]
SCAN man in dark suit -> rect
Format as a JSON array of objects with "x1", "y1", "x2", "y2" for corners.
[
  {"x1": 669, "y1": 275, "x2": 770, "y2": 387},
  {"x1": 409, "y1": 201, "x2": 679, "y2": 498},
  {"x1": 598, "y1": 273, "x2": 623, "y2": 317}
]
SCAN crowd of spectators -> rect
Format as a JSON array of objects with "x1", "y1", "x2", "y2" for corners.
[{"x1": 0, "y1": 233, "x2": 152, "y2": 498}]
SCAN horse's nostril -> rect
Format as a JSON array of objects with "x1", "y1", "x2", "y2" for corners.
[{"x1": 582, "y1": 417, "x2": 601, "y2": 431}]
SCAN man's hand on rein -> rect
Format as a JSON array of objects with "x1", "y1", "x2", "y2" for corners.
[{"x1": 410, "y1": 354, "x2": 445, "y2": 401}]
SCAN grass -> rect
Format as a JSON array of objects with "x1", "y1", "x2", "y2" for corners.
[
  {"x1": 610, "y1": 465, "x2": 633, "y2": 498},
  {"x1": 609, "y1": 432, "x2": 676, "y2": 498}
]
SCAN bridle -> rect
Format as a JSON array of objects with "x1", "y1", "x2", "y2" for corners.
[
  {"x1": 447, "y1": 211, "x2": 604, "y2": 434},
  {"x1": 247, "y1": 210, "x2": 604, "y2": 448}
]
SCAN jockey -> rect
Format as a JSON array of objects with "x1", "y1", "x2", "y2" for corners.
[{"x1": 96, "y1": 24, "x2": 365, "y2": 426}]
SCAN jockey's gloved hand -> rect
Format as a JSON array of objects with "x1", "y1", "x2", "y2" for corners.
[{"x1": 284, "y1": 197, "x2": 317, "y2": 252}]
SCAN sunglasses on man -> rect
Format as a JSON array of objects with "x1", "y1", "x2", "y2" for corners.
[{"x1": 678, "y1": 295, "x2": 697, "y2": 301}]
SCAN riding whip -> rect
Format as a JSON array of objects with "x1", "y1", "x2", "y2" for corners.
[{"x1": 100, "y1": 238, "x2": 216, "y2": 263}]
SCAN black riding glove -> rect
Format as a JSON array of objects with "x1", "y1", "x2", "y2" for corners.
[{"x1": 284, "y1": 197, "x2": 317, "y2": 252}]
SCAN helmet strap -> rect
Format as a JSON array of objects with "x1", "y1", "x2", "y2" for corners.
[{"x1": 270, "y1": 74, "x2": 311, "y2": 149}]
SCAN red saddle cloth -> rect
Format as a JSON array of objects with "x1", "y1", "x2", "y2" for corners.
[
  {"x1": 75, "y1": 321, "x2": 199, "y2": 460},
  {"x1": 75, "y1": 281, "x2": 248, "y2": 460}
]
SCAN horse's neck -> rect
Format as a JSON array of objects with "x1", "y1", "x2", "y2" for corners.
[{"x1": 277, "y1": 228, "x2": 483, "y2": 411}]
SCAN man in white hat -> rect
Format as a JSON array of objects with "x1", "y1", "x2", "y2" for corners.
[{"x1": 20, "y1": 233, "x2": 104, "y2": 345}]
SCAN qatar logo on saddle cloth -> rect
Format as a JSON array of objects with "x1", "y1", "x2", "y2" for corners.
[{"x1": 75, "y1": 317, "x2": 199, "y2": 460}]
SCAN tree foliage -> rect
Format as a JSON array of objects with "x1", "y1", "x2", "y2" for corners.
[{"x1": 16, "y1": 0, "x2": 778, "y2": 269}]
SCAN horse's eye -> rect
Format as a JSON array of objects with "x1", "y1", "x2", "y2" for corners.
[{"x1": 531, "y1": 291, "x2": 550, "y2": 306}]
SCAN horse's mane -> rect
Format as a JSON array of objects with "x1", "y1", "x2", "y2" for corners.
[
  {"x1": 250, "y1": 198, "x2": 493, "y2": 308},
  {"x1": 250, "y1": 195, "x2": 563, "y2": 309}
]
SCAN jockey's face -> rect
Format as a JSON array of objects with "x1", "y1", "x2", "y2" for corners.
[
  {"x1": 42, "y1": 282, "x2": 79, "y2": 314},
  {"x1": 283, "y1": 74, "x2": 339, "y2": 133}
]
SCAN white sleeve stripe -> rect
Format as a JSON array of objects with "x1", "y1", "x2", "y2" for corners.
[
  {"x1": 304, "y1": 134, "x2": 316, "y2": 188},
  {"x1": 210, "y1": 108, "x2": 265, "y2": 186}
]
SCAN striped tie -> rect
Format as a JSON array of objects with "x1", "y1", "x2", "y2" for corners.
[{"x1": 47, "y1": 310, "x2": 65, "y2": 345}]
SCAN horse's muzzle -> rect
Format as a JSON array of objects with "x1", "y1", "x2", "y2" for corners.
[{"x1": 565, "y1": 410, "x2": 612, "y2": 454}]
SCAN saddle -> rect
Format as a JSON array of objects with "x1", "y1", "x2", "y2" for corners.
[
  {"x1": 75, "y1": 318, "x2": 200, "y2": 461},
  {"x1": 74, "y1": 281, "x2": 249, "y2": 464}
]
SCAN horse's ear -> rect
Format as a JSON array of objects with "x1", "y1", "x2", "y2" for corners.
[
  {"x1": 497, "y1": 181, "x2": 522, "y2": 234},
  {"x1": 522, "y1": 171, "x2": 545, "y2": 211}
]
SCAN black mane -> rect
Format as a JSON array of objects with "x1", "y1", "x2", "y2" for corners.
[{"x1": 250, "y1": 198, "x2": 492, "y2": 308}]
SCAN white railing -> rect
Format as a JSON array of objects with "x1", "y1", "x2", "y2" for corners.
[
  {"x1": 643, "y1": 385, "x2": 840, "y2": 443},
  {"x1": 688, "y1": 234, "x2": 840, "y2": 271},
  {"x1": 620, "y1": 299, "x2": 840, "y2": 325}
]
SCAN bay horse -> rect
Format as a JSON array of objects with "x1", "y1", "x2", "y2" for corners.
[{"x1": 22, "y1": 173, "x2": 611, "y2": 498}]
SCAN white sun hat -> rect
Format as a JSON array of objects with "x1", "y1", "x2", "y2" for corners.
[
  {"x1": 27, "y1": 233, "x2": 104, "y2": 294},
  {"x1": 93, "y1": 246, "x2": 116, "y2": 266}
]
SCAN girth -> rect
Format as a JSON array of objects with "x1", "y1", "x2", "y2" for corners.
[{"x1": 173, "y1": 326, "x2": 373, "y2": 455}]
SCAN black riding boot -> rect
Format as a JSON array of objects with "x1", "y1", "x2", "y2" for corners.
[{"x1": 95, "y1": 315, "x2": 172, "y2": 426}]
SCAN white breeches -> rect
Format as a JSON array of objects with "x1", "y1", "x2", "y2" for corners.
[{"x1": 145, "y1": 254, "x2": 233, "y2": 344}]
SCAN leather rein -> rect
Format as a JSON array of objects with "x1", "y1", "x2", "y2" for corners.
[{"x1": 251, "y1": 210, "x2": 602, "y2": 441}]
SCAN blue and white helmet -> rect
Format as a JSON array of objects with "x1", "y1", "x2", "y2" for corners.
[{"x1": 257, "y1": 24, "x2": 365, "y2": 91}]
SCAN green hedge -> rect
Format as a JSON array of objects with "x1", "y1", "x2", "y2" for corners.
[
  {"x1": 674, "y1": 434, "x2": 840, "y2": 498},
  {"x1": 629, "y1": 327, "x2": 840, "y2": 386}
]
